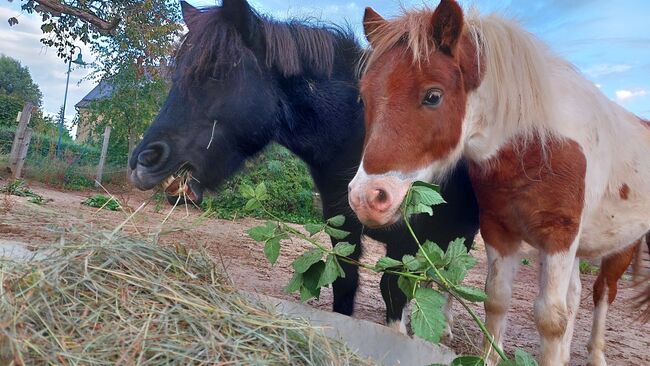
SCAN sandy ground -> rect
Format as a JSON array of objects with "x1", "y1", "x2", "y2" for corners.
[{"x1": 1, "y1": 180, "x2": 648, "y2": 365}]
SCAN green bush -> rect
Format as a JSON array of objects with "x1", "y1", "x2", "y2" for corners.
[{"x1": 201, "y1": 145, "x2": 322, "y2": 224}]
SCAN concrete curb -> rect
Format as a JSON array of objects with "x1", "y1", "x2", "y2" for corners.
[{"x1": 247, "y1": 292, "x2": 457, "y2": 365}]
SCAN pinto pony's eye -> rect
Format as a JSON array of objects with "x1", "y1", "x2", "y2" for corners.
[{"x1": 422, "y1": 89, "x2": 443, "y2": 107}]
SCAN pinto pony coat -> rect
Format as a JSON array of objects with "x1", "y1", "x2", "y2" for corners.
[{"x1": 348, "y1": 1, "x2": 650, "y2": 365}]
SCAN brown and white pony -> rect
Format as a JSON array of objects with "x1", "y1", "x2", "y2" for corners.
[{"x1": 347, "y1": 0, "x2": 650, "y2": 365}]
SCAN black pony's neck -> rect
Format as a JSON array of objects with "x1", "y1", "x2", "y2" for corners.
[{"x1": 270, "y1": 28, "x2": 366, "y2": 171}]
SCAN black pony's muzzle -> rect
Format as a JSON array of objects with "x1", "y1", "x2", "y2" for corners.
[{"x1": 129, "y1": 141, "x2": 174, "y2": 190}]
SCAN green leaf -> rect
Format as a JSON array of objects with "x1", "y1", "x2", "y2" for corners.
[
  {"x1": 497, "y1": 349, "x2": 539, "y2": 366},
  {"x1": 304, "y1": 223, "x2": 323, "y2": 237},
  {"x1": 402, "y1": 254, "x2": 425, "y2": 271},
  {"x1": 239, "y1": 184, "x2": 256, "y2": 199},
  {"x1": 244, "y1": 198, "x2": 261, "y2": 211},
  {"x1": 398, "y1": 276, "x2": 417, "y2": 301},
  {"x1": 437, "y1": 266, "x2": 467, "y2": 286},
  {"x1": 454, "y1": 285, "x2": 488, "y2": 302},
  {"x1": 402, "y1": 181, "x2": 446, "y2": 218},
  {"x1": 264, "y1": 237, "x2": 281, "y2": 265},
  {"x1": 419, "y1": 241, "x2": 446, "y2": 267},
  {"x1": 411, "y1": 288, "x2": 447, "y2": 343},
  {"x1": 513, "y1": 349, "x2": 538, "y2": 366},
  {"x1": 326, "y1": 215, "x2": 346, "y2": 227},
  {"x1": 318, "y1": 255, "x2": 341, "y2": 288},
  {"x1": 450, "y1": 356, "x2": 485, "y2": 366},
  {"x1": 254, "y1": 183, "x2": 267, "y2": 199},
  {"x1": 300, "y1": 284, "x2": 321, "y2": 302},
  {"x1": 411, "y1": 182, "x2": 445, "y2": 206},
  {"x1": 300, "y1": 261, "x2": 325, "y2": 301},
  {"x1": 292, "y1": 249, "x2": 324, "y2": 274},
  {"x1": 375, "y1": 256, "x2": 403, "y2": 271},
  {"x1": 246, "y1": 223, "x2": 275, "y2": 242},
  {"x1": 333, "y1": 242, "x2": 356, "y2": 257},
  {"x1": 285, "y1": 272, "x2": 303, "y2": 293},
  {"x1": 324, "y1": 226, "x2": 350, "y2": 240},
  {"x1": 445, "y1": 238, "x2": 476, "y2": 270}
]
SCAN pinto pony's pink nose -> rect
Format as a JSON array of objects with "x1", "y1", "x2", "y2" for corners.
[{"x1": 348, "y1": 171, "x2": 412, "y2": 228}]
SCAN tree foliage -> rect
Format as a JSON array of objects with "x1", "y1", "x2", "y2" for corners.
[
  {"x1": 82, "y1": 64, "x2": 169, "y2": 165},
  {"x1": 8, "y1": 1, "x2": 184, "y2": 165},
  {"x1": 0, "y1": 55, "x2": 58, "y2": 135},
  {"x1": 9, "y1": 0, "x2": 182, "y2": 69},
  {"x1": 0, "y1": 55, "x2": 43, "y2": 107}
]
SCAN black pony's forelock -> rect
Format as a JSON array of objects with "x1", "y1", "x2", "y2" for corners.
[{"x1": 175, "y1": 7, "x2": 355, "y2": 89}]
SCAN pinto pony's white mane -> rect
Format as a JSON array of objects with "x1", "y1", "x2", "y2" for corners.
[{"x1": 464, "y1": 11, "x2": 559, "y2": 147}]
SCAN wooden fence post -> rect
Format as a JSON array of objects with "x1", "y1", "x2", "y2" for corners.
[
  {"x1": 9, "y1": 103, "x2": 34, "y2": 179},
  {"x1": 13, "y1": 128, "x2": 33, "y2": 179},
  {"x1": 95, "y1": 126, "x2": 111, "y2": 187}
]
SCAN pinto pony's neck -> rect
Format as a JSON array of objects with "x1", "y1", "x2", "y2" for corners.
[{"x1": 460, "y1": 13, "x2": 565, "y2": 162}]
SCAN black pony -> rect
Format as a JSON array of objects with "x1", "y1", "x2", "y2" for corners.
[{"x1": 130, "y1": 0, "x2": 479, "y2": 329}]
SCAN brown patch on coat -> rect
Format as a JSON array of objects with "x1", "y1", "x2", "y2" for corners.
[
  {"x1": 619, "y1": 184, "x2": 630, "y2": 200},
  {"x1": 593, "y1": 241, "x2": 640, "y2": 305},
  {"x1": 469, "y1": 137, "x2": 586, "y2": 256}
]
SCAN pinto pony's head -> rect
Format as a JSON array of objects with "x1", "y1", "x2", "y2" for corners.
[{"x1": 348, "y1": 0, "x2": 482, "y2": 228}]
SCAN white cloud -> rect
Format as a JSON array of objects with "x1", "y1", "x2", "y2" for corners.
[
  {"x1": 584, "y1": 64, "x2": 632, "y2": 78},
  {"x1": 616, "y1": 89, "x2": 647, "y2": 102},
  {"x1": 0, "y1": 6, "x2": 95, "y2": 126}
]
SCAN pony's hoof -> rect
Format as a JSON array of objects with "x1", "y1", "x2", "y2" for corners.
[{"x1": 587, "y1": 353, "x2": 607, "y2": 366}]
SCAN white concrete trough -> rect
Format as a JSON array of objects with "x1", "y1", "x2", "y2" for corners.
[{"x1": 248, "y1": 293, "x2": 457, "y2": 366}]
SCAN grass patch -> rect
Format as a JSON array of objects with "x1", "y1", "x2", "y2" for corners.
[
  {"x1": 82, "y1": 194, "x2": 122, "y2": 211},
  {"x1": 202, "y1": 145, "x2": 322, "y2": 224},
  {"x1": 0, "y1": 179, "x2": 44, "y2": 204},
  {"x1": 579, "y1": 260, "x2": 600, "y2": 275}
]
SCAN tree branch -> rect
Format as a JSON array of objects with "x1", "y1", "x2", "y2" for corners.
[{"x1": 33, "y1": 0, "x2": 120, "y2": 34}]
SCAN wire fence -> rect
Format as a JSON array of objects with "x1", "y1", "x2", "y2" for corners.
[{"x1": 1, "y1": 126, "x2": 128, "y2": 188}]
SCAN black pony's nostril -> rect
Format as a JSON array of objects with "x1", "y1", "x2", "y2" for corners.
[{"x1": 137, "y1": 142, "x2": 170, "y2": 168}]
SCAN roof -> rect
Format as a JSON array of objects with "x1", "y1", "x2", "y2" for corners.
[{"x1": 75, "y1": 81, "x2": 114, "y2": 109}]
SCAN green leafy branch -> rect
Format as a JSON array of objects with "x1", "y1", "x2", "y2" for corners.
[{"x1": 242, "y1": 182, "x2": 537, "y2": 366}]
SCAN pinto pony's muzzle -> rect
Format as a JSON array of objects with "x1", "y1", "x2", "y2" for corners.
[{"x1": 347, "y1": 168, "x2": 412, "y2": 228}]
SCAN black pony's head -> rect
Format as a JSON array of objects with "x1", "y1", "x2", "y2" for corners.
[{"x1": 129, "y1": 0, "x2": 337, "y2": 202}]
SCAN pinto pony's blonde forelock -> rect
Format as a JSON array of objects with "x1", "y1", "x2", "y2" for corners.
[{"x1": 362, "y1": 6, "x2": 560, "y2": 149}]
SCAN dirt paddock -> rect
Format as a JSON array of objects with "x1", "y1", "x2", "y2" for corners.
[{"x1": 1, "y1": 181, "x2": 648, "y2": 365}]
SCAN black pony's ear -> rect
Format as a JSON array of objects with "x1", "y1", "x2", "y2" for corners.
[
  {"x1": 221, "y1": 0, "x2": 260, "y2": 47},
  {"x1": 181, "y1": 1, "x2": 201, "y2": 31}
]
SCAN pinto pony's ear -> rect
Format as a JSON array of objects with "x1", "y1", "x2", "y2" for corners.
[
  {"x1": 221, "y1": 0, "x2": 261, "y2": 48},
  {"x1": 431, "y1": 0, "x2": 464, "y2": 56},
  {"x1": 181, "y1": 1, "x2": 201, "y2": 31},
  {"x1": 363, "y1": 7, "x2": 387, "y2": 47}
]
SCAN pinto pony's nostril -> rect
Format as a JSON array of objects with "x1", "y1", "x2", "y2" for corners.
[
  {"x1": 367, "y1": 188, "x2": 391, "y2": 212},
  {"x1": 375, "y1": 189, "x2": 388, "y2": 203},
  {"x1": 137, "y1": 142, "x2": 170, "y2": 168}
]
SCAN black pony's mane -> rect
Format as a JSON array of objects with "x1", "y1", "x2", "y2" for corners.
[{"x1": 176, "y1": 7, "x2": 357, "y2": 88}]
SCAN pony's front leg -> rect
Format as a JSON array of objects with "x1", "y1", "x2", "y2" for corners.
[
  {"x1": 483, "y1": 242, "x2": 521, "y2": 365},
  {"x1": 535, "y1": 239, "x2": 580, "y2": 366},
  {"x1": 562, "y1": 260, "x2": 581, "y2": 364}
]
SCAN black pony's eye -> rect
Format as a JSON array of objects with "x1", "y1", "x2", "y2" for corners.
[{"x1": 422, "y1": 89, "x2": 443, "y2": 107}]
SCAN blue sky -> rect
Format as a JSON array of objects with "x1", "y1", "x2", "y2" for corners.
[{"x1": 1, "y1": 0, "x2": 649, "y2": 127}]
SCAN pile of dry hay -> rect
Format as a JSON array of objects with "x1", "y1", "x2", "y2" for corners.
[{"x1": 0, "y1": 235, "x2": 371, "y2": 365}]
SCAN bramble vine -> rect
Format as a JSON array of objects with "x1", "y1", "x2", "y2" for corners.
[{"x1": 242, "y1": 181, "x2": 537, "y2": 366}]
